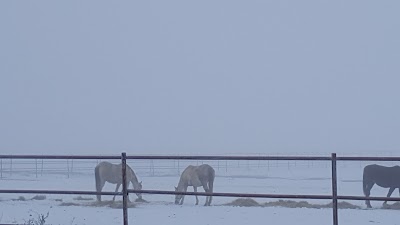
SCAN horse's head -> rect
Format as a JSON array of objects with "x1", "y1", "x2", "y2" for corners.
[
  {"x1": 174, "y1": 186, "x2": 183, "y2": 204},
  {"x1": 133, "y1": 181, "x2": 143, "y2": 199}
]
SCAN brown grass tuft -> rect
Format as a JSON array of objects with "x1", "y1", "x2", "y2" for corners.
[
  {"x1": 12, "y1": 196, "x2": 27, "y2": 201},
  {"x1": 109, "y1": 202, "x2": 136, "y2": 209},
  {"x1": 224, "y1": 198, "x2": 261, "y2": 207},
  {"x1": 263, "y1": 200, "x2": 360, "y2": 209},
  {"x1": 87, "y1": 200, "x2": 136, "y2": 208},
  {"x1": 31, "y1": 195, "x2": 46, "y2": 200},
  {"x1": 60, "y1": 202, "x2": 80, "y2": 206},
  {"x1": 264, "y1": 200, "x2": 314, "y2": 208},
  {"x1": 223, "y1": 198, "x2": 361, "y2": 209},
  {"x1": 73, "y1": 196, "x2": 94, "y2": 201},
  {"x1": 382, "y1": 202, "x2": 400, "y2": 210},
  {"x1": 325, "y1": 201, "x2": 361, "y2": 209},
  {"x1": 134, "y1": 198, "x2": 149, "y2": 203}
]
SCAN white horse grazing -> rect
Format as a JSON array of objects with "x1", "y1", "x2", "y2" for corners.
[
  {"x1": 95, "y1": 161, "x2": 142, "y2": 202},
  {"x1": 175, "y1": 164, "x2": 215, "y2": 206}
]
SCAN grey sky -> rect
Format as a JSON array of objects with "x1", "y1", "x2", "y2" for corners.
[{"x1": 1, "y1": 1, "x2": 399, "y2": 155}]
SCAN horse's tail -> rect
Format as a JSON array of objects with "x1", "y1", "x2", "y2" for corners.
[
  {"x1": 363, "y1": 166, "x2": 369, "y2": 196},
  {"x1": 208, "y1": 167, "x2": 215, "y2": 192},
  {"x1": 206, "y1": 166, "x2": 215, "y2": 206},
  {"x1": 95, "y1": 165, "x2": 102, "y2": 201}
]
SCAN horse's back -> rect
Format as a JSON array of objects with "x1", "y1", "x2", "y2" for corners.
[
  {"x1": 196, "y1": 164, "x2": 215, "y2": 180},
  {"x1": 180, "y1": 164, "x2": 215, "y2": 186},
  {"x1": 364, "y1": 164, "x2": 400, "y2": 174},
  {"x1": 364, "y1": 164, "x2": 400, "y2": 187},
  {"x1": 96, "y1": 161, "x2": 124, "y2": 183}
]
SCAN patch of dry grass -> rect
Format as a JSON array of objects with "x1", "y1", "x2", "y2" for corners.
[
  {"x1": 134, "y1": 198, "x2": 149, "y2": 203},
  {"x1": 264, "y1": 200, "x2": 314, "y2": 208},
  {"x1": 60, "y1": 202, "x2": 80, "y2": 206},
  {"x1": 224, "y1": 198, "x2": 361, "y2": 209},
  {"x1": 87, "y1": 200, "x2": 135, "y2": 208},
  {"x1": 31, "y1": 195, "x2": 46, "y2": 200},
  {"x1": 109, "y1": 202, "x2": 136, "y2": 209},
  {"x1": 264, "y1": 200, "x2": 360, "y2": 209},
  {"x1": 87, "y1": 200, "x2": 115, "y2": 207},
  {"x1": 73, "y1": 196, "x2": 94, "y2": 201},
  {"x1": 12, "y1": 196, "x2": 27, "y2": 201},
  {"x1": 325, "y1": 201, "x2": 361, "y2": 209},
  {"x1": 223, "y1": 198, "x2": 261, "y2": 207},
  {"x1": 382, "y1": 202, "x2": 400, "y2": 210}
]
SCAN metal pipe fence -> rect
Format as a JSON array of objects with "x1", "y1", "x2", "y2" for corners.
[
  {"x1": 1, "y1": 153, "x2": 400, "y2": 225},
  {"x1": 2, "y1": 153, "x2": 396, "y2": 179}
]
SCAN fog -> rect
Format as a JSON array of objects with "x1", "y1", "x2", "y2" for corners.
[{"x1": 1, "y1": 1, "x2": 399, "y2": 155}]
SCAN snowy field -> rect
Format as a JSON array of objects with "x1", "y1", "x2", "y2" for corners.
[{"x1": 1, "y1": 159, "x2": 400, "y2": 225}]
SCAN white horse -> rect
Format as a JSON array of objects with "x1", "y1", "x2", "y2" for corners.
[
  {"x1": 175, "y1": 164, "x2": 215, "y2": 206},
  {"x1": 95, "y1": 161, "x2": 142, "y2": 202}
]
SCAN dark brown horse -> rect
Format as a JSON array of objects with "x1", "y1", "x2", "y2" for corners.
[{"x1": 363, "y1": 164, "x2": 400, "y2": 208}]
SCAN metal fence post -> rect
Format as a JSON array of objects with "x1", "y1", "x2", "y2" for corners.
[
  {"x1": 71, "y1": 159, "x2": 74, "y2": 174},
  {"x1": 67, "y1": 159, "x2": 70, "y2": 178},
  {"x1": 150, "y1": 159, "x2": 155, "y2": 176},
  {"x1": 35, "y1": 159, "x2": 38, "y2": 178},
  {"x1": 10, "y1": 158, "x2": 13, "y2": 176},
  {"x1": 41, "y1": 159, "x2": 44, "y2": 176},
  {"x1": 177, "y1": 160, "x2": 180, "y2": 175},
  {"x1": 331, "y1": 153, "x2": 338, "y2": 225},
  {"x1": 121, "y1": 152, "x2": 128, "y2": 225}
]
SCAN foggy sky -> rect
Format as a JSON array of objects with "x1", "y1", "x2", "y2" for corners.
[{"x1": 1, "y1": 1, "x2": 399, "y2": 155}]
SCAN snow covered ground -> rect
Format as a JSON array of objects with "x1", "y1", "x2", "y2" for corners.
[{"x1": 1, "y1": 160, "x2": 400, "y2": 225}]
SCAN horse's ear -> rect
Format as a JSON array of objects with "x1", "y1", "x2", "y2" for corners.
[
  {"x1": 174, "y1": 187, "x2": 177, "y2": 191},
  {"x1": 140, "y1": 181, "x2": 142, "y2": 185}
]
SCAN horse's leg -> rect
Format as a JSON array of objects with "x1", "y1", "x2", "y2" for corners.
[
  {"x1": 364, "y1": 182, "x2": 374, "y2": 208},
  {"x1": 97, "y1": 180, "x2": 106, "y2": 202},
  {"x1": 208, "y1": 179, "x2": 214, "y2": 206},
  {"x1": 180, "y1": 186, "x2": 188, "y2": 205},
  {"x1": 384, "y1": 187, "x2": 395, "y2": 205},
  {"x1": 200, "y1": 179, "x2": 210, "y2": 206},
  {"x1": 113, "y1": 183, "x2": 121, "y2": 202},
  {"x1": 193, "y1": 186, "x2": 199, "y2": 205}
]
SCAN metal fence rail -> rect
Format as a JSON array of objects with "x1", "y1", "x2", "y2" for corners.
[
  {"x1": 2, "y1": 154, "x2": 394, "y2": 179},
  {"x1": 1, "y1": 153, "x2": 400, "y2": 225}
]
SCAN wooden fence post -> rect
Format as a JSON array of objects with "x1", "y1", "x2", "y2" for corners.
[
  {"x1": 121, "y1": 152, "x2": 128, "y2": 225},
  {"x1": 331, "y1": 153, "x2": 338, "y2": 225}
]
